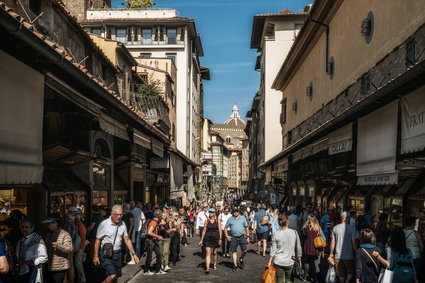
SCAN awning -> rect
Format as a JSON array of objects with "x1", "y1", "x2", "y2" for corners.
[
  {"x1": 357, "y1": 101, "x2": 398, "y2": 185},
  {"x1": 99, "y1": 113, "x2": 130, "y2": 141},
  {"x1": 276, "y1": 158, "x2": 289, "y2": 172},
  {"x1": 170, "y1": 153, "x2": 183, "y2": 196},
  {"x1": 313, "y1": 138, "x2": 328, "y2": 155},
  {"x1": 133, "y1": 129, "x2": 151, "y2": 149},
  {"x1": 0, "y1": 50, "x2": 44, "y2": 185},
  {"x1": 292, "y1": 144, "x2": 313, "y2": 163},
  {"x1": 151, "y1": 137, "x2": 164, "y2": 158},
  {"x1": 328, "y1": 123, "x2": 353, "y2": 155},
  {"x1": 401, "y1": 84, "x2": 425, "y2": 154}
]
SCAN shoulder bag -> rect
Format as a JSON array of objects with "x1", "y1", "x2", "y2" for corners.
[
  {"x1": 292, "y1": 230, "x2": 307, "y2": 281},
  {"x1": 102, "y1": 225, "x2": 119, "y2": 258},
  {"x1": 314, "y1": 229, "x2": 327, "y2": 249}
]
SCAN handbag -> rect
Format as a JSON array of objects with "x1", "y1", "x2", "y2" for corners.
[
  {"x1": 325, "y1": 265, "x2": 337, "y2": 283},
  {"x1": 102, "y1": 225, "x2": 119, "y2": 258},
  {"x1": 313, "y1": 230, "x2": 327, "y2": 249},
  {"x1": 292, "y1": 230, "x2": 307, "y2": 281},
  {"x1": 378, "y1": 268, "x2": 394, "y2": 283}
]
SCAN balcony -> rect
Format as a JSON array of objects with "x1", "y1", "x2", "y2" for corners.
[{"x1": 134, "y1": 94, "x2": 171, "y2": 135}]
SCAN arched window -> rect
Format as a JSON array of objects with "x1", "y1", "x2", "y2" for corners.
[
  {"x1": 93, "y1": 138, "x2": 110, "y2": 158},
  {"x1": 225, "y1": 136, "x2": 231, "y2": 143}
]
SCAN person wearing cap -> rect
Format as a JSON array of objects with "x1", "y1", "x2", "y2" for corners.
[
  {"x1": 199, "y1": 208, "x2": 222, "y2": 273},
  {"x1": 224, "y1": 208, "x2": 250, "y2": 271},
  {"x1": 329, "y1": 211, "x2": 357, "y2": 283},
  {"x1": 43, "y1": 214, "x2": 73, "y2": 283},
  {"x1": 93, "y1": 205, "x2": 139, "y2": 282}
]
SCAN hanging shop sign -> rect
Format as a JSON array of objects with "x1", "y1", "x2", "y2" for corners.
[
  {"x1": 401, "y1": 85, "x2": 425, "y2": 154},
  {"x1": 357, "y1": 101, "x2": 398, "y2": 185},
  {"x1": 328, "y1": 123, "x2": 353, "y2": 155}
]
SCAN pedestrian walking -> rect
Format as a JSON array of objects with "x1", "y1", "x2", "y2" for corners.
[
  {"x1": 404, "y1": 216, "x2": 424, "y2": 279},
  {"x1": 43, "y1": 214, "x2": 73, "y2": 283},
  {"x1": 93, "y1": 205, "x2": 139, "y2": 282},
  {"x1": 0, "y1": 238, "x2": 9, "y2": 281},
  {"x1": 355, "y1": 229, "x2": 382, "y2": 283},
  {"x1": 143, "y1": 209, "x2": 165, "y2": 275},
  {"x1": 268, "y1": 214, "x2": 302, "y2": 283},
  {"x1": 170, "y1": 212, "x2": 183, "y2": 266},
  {"x1": 15, "y1": 219, "x2": 47, "y2": 283},
  {"x1": 271, "y1": 208, "x2": 281, "y2": 236},
  {"x1": 329, "y1": 211, "x2": 357, "y2": 283},
  {"x1": 62, "y1": 212, "x2": 76, "y2": 283},
  {"x1": 373, "y1": 227, "x2": 419, "y2": 283},
  {"x1": 218, "y1": 207, "x2": 232, "y2": 257},
  {"x1": 196, "y1": 204, "x2": 208, "y2": 257},
  {"x1": 224, "y1": 208, "x2": 250, "y2": 271},
  {"x1": 158, "y1": 211, "x2": 172, "y2": 272},
  {"x1": 199, "y1": 208, "x2": 222, "y2": 274},
  {"x1": 287, "y1": 206, "x2": 299, "y2": 231},
  {"x1": 72, "y1": 209, "x2": 87, "y2": 283},
  {"x1": 302, "y1": 214, "x2": 325, "y2": 282},
  {"x1": 253, "y1": 204, "x2": 270, "y2": 257},
  {"x1": 122, "y1": 203, "x2": 134, "y2": 264},
  {"x1": 130, "y1": 200, "x2": 145, "y2": 258}
]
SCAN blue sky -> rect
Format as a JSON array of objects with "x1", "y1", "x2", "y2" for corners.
[{"x1": 113, "y1": 0, "x2": 311, "y2": 123}]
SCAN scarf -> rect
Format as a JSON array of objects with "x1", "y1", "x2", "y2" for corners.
[{"x1": 360, "y1": 243, "x2": 376, "y2": 249}]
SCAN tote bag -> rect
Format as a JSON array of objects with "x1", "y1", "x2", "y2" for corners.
[{"x1": 378, "y1": 268, "x2": 394, "y2": 283}]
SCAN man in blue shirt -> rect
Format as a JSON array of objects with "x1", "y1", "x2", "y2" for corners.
[
  {"x1": 253, "y1": 204, "x2": 270, "y2": 257},
  {"x1": 224, "y1": 208, "x2": 250, "y2": 271}
]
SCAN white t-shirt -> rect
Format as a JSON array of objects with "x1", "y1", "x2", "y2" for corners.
[
  {"x1": 131, "y1": 207, "x2": 146, "y2": 232},
  {"x1": 218, "y1": 213, "x2": 232, "y2": 230}
]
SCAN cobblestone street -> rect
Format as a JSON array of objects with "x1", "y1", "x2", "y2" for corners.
[{"x1": 123, "y1": 239, "x2": 272, "y2": 283}]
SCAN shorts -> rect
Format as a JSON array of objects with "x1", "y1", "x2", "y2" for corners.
[
  {"x1": 257, "y1": 231, "x2": 269, "y2": 240},
  {"x1": 101, "y1": 251, "x2": 123, "y2": 277},
  {"x1": 229, "y1": 235, "x2": 247, "y2": 253},
  {"x1": 334, "y1": 259, "x2": 355, "y2": 277}
]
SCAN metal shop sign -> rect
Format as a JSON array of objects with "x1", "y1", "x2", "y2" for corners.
[{"x1": 328, "y1": 138, "x2": 353, "y2": 155}]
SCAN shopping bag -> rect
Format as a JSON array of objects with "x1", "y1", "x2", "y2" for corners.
[
  {"x1": 261, "y1": 265, "x2": 276, "y2": 283},
  {"x1": 292, "y1": 260, "x2": 307, "y2": 281},
  {"x1": 378, "y1": 268, "x2": 394, "y2": 283},
  {"x1": 325, "y1": 265, "x2": 337, "y2": 283}
]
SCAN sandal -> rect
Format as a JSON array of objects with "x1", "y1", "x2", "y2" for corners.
[{"x1": 213, "y1": 265, "x2": 217, "y2": 271}]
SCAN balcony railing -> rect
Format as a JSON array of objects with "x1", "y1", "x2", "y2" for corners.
[{"x1": 134, "y1": 94, "x2": 171, "y2": 134}]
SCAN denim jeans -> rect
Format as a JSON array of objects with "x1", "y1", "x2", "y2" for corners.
[
  {"x1": 134, "y1": 231, "x2": 141, "y2": 257},
  {"x1": 74, "y1": 249, "x2": 86, "y2": 282}
]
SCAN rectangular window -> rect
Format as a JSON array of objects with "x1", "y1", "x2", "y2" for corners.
[
  {"x1": 139, "y1": 53, "x2": 151, "y2": 58},
  {"x1": 91, "y1": 28, "x2": 101, "y2": 36},
  {"x1": 166, "y1": 53, "x2": 177, "y2": 64},
  {"x1": 406, "y1": 37, "x2": 416, "y2": 67},
  {"x1": 264, "y1": 23, "x2": 275, "y2": 40},
  {"x1": 167, "y1": 28, "x2": 177, "y2": 44},
  {"x1": 142, "y1": 29, "x2": 152, "y2": 44},
  {"x1": 116, "y1": 28, "x2": 127, "y2": 43}
]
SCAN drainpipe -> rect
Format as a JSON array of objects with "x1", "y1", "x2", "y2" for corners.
[{"x1": 308, "y1": 14, "x2": 330, "y2": 74}]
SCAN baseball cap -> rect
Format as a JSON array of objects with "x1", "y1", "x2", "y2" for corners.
[{"x1": 42, "y1": 217, "x2": 60, "y2": 224}]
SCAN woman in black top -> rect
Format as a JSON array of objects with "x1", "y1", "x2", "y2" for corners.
[
  {"x1": 355, "y1": 229, "x2": 382, "y2": 283},
  {"x1": 199, "y1": 208, "x2": 222, "y2": 273},
  {"x1": 158, "y1": 211, "x2": 172, "y2": 271}
]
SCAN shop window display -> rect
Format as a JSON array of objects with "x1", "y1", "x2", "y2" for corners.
[{"x1": 50, "y1": 192, "x2": 87, "y2": 219}]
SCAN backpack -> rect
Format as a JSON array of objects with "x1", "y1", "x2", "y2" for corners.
[
  {"x1": 261, "y1": 215, "x2": 269, "y2": 225},
  {"x1": 355, "y1": 215, "x2": 365, "y2": 231},
  {"x1": 0, "y1": 237, "x2": 19, "y2": 282},
  {"x1": 392, "y1": 250, "x2": 415, "y2": 283}
]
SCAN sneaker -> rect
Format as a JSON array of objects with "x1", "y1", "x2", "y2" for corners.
[
  {"x1": 239, "y1": 259, "x2": 244, "y2": 269},
  {"x1": 144, "y1": 271, "x2": 155, "y2": 276},
  {"x1": 232, "y1": 265, "x2": 238, "y2": 272},
  {"x1": 156, "y1": 270, "x2": 167, "y2": 275},
  {"x1": 164, "y1": 266, "x2": 171, "y2": 271}
]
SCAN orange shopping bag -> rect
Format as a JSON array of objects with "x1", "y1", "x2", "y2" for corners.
[{"x1": 261, "y1": 264, "x2": 276, "y2": 283}]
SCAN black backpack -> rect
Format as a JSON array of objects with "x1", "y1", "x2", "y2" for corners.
[{"x1": 0, "y1": 237, "x2": 19, "y2": 282}]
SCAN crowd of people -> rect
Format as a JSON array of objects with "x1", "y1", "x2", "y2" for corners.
[{"x1": 0, "y1": 201, "x2": 422, "y2": 283}]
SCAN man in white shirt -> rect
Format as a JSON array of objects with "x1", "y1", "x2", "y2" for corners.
[
  {"x1": 16, "y1": 219, "x2": 48, "y2": 283},
  {"x1": 130, "y1": 200, "x2": 145, "y2": 257},
  {"x1": 196, "y1": 204, "x2": 208, "y2": 257},
  {"x1": 218, "y1": 207, "x2": 232, "y2": 257}
]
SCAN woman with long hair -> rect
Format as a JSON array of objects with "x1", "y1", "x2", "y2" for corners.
[
  {"x1": 373, "y1": 227, "x2": 419, "y2": 283},
  {"x1": 170, "y1": 212, "x2": 182, "y2": 266},
  {"x1": 199, "y1": 208, "x2": 222, "y2": 274},
  {"x1": 302, "y1": 214, "x2": 325, "y2": 283},
  {"x1": 355, "y1": 229, "x2": 382, "y2": 283}
]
